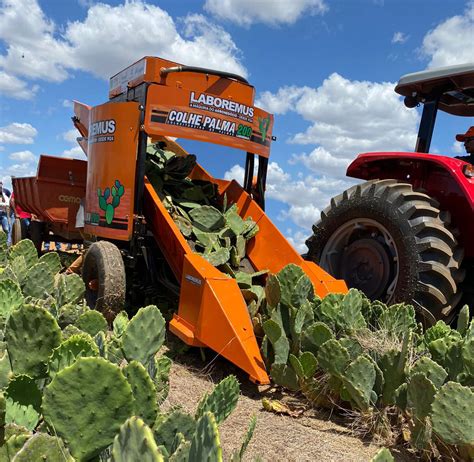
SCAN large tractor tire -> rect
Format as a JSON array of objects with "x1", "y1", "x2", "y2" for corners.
[
  {"x1": 82, "y1": 241, "x2": 126, "y2": 322},
  {"x1": 305, "y1": 179, "x2": 464, "y2": 324},
  {"x1": 11, "y1": 218, "x2": 23, "y2": 245}
]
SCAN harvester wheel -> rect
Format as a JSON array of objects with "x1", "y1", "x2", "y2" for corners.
[
  {"x1": 11, "y1": 218, "x2": 23, "y2": 245},
  {"x1": 82, "y1": 241, "x2": 125, "y2": 322},
  {"x1": 305, "y1": 179, "x2": 464, "y2": 324}
]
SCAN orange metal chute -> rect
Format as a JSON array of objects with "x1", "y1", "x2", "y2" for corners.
[{"x1": 143, "y1": 148, "x2": 347, "y2": 384}]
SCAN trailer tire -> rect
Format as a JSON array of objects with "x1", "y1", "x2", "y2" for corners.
[
  {"x1": 29, "y1": 221, "x2": 45, "y2": 254},
  {"x1": 82, "y1": 241, "x2": 126, "y2": 322},
  {"x1": 11, "y1": 218, "x2": 23, "y2": 245},
  {"x1": 305, "y1": 179, "x2": 464, "y2": 325}
]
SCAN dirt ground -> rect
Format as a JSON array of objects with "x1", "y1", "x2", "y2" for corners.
[{"x1": 162, "y1": 351, "x2": 415, "y2": 462}]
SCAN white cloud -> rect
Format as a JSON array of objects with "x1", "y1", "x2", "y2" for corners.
[
  {"x1": 8, "y1": 150, "x2": 36, "y2": 162},
  {"x1": 0, "y1": 0, "x2": 247, "y2": 96},
  {"x1": 204, "y1": 0, "x2": 327, "y2": 27},
  {"x1": 259, "y1": 73, "x2": 418, "y2": 177},
  {"x1": 224, "y1": 161, "x2": 355, "y2": 230},
  {"x1": 62, "y1": 145, "x2": 86, "y2": 160},
  {"x1": 63, "y1": 128, "x2": 81, "y2": 144},
  {"x1": 421, "y1": 3, "x2": 474, "y2": 68},
  {"x1": 0, "y1": 162, "x2": 37, "y2": 189},
  {"x1": 256, "y1": 86, "x2": 308, "y2": 114},
  {"x1": 0, "y1": 71, "x2": 39, "y2": 100},
  {"x1": 286, "y1": 229, "x2": 310, "y2": 254},
  {"x1": 452, "y1": 141, "x2": 464, "y2": 154},
  {"x1": 391, "y1": 32, "x2": 408, "y2": 44},
  {"x1": 62, "y1": 99, "x2": 73, "y2": 108},
  {"x1": 0, "y1": 122, "x2": 38, "y2": 144}
]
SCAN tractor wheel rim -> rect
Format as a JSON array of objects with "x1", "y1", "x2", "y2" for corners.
[{"x1": 320, "y1": 218, "x2": 399, "y2": 302}]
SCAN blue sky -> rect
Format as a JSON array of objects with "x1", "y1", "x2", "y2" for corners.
[{"x1": 0, "y1": 0, "x2": 473, "y2": 250}]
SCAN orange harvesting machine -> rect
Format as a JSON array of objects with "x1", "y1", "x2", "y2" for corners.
[{"x1": 13, "y1": 56, "x2": 347, "y2": 384}]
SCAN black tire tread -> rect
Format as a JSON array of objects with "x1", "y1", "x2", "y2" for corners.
[{"x1": 305, "y1": 179, "x2": 464, "y2": 323}]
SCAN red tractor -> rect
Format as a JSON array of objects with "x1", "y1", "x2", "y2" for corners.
[{"x1": 306, "y1": 63, "x2": 474, "y2": 325}]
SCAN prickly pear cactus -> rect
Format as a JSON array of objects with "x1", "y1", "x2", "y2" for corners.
[
  {"x1": 5, "y1": 305, "x2": 61, "y2": 378},
  {"x1": 0, "y1": 279, "x2": 23, "y2": 318},
  {"x1": 154, "y1": 410, "x2": 196, "y2": 454},
  {"x1": 75, "y1": 310, "x2": 108, "y2": 337},
  {"x1": 317, "y1": 339, "x2": 350, "y2": 377},
  {"x1": 22, "y1": 262, "x2": 54, "y2": 300},
  {"x1": 410, "y1": 356, "x2": 447, "y2": 389},
  {"x1": 189, "y1": 412, "x2": 223, "y2": 462},
  {"x1": 123, "y1": 361, "x2": 158, "y2": 426},
  {"x1": 301, "y1": 321, "x2": 334, "y2": 356},
  {"x1": 189, "y1": 206, "x2": 225, "y2": 232},
  {"x1": 10, "y1": 432, "x2": 73, "y2": 462},
  {"x1": 5, "y1": 375, "x2": 42, "y2": 431},
  {"x1": 43, "y1": 357, "x2": 134, "y2": 461},
  {"x1": 112, "y1": 416, "x2": 163, "y2": 462},
  {"x1": 196, "y1": 375, "x2": 240, "y2": 425},
  {"x1": 370, "y1": 447, "x2": 394, "y2": 462},
  {"x1": 431, "y1": 381, "x2": 474, "y2": 446},
  {"x1": 8, "y1": 239, "x2": 37, "y2": 268},
  {"x1": 113, "y1": 311, "x2": 129, "y2": 337},
  {"x1": 38, "y1": 252, "x2": 62, "y2": 276},
  {"x1": 276, "y1": 264, "x2": 306, "y2": 307},
  {"x1": 122, "y1": 305, "x2": 166, "y2": 366},
  {"x1": 262, "y1": 319, "x2": 289, "y2": 365},
  {"x1": 47, "y1": 333, "x2": 99, "y2": 379},
  {"x1": 264, "y1": 274, "x2": 281, "y2": 307},
  {"x1": 342, "y1": 356, "x2": 376, "y2": 411},
  {"x1": 55, "y1": 273, "x2": 85, "y2": 306}
]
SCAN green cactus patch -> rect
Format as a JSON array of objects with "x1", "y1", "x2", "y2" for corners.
[{"x1": 43, "y1": 357, "x2": 134, "y2": 461}]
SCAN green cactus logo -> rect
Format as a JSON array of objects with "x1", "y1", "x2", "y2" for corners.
[
  {"x1": 97, "y1": 180, "x2": 125, "y2": 225},
  {"x1": 258, "y1": 116, "x2": 271, "y2": 143}
]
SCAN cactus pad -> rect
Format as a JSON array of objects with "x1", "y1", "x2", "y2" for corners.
[
  {"x1": 22, "y1": 262, "x2": 54, "y2": 300},
  {"x1": 262, "y1": 319, "x2": 289, "y2": 365},
  {"x1": 410, "y1": 356, "x2": 447, "y2": 389},
  {"x1": 11, "y1": 432, "x2": 73, "y2": 462},
  {"x1": 113, "y1": 311, "x2": 129, "y2": 337},
  {"x1": 38, "y1": 252, "x2": 62, "y2": 275},
  {"x1": 43, "y1": 357, "x2": 134, "y2": 461},
  {"x1": 196, "y1": 375, "x2": 240, "y2": 424},
  {"x1": 5, "y1": 375, "x2": 41, "y2": 431},
  {"x1": 76, "y1": 310, "x2": 108, "y2": 337},
  {"x1": 112, "y1": 416, "x2": 163, "y2": 462},
  {"x1": 276, "y1": 264, "x2": 306, "y2": 306},
  {"x1": 8, "y1": 239, "x2": 37, "y2": 268},
  {"x1": 189, "y1": 206, "x2": 225, "y2": 232},
  {"x1": 189, "y1": 412, "x2": 222, "y2": 462},
  {"x1": 407, "y1": 372, "x2": 436, "y2": 420},
  {"x1": 48, "y1": 333, "x2": 99, "y2": 379},
  {"x1": 301, "y1": 321, "x2": 334, "y2": 355},
  {"x1": 55, "y1": 273, "x2": 85, "y2": 306},
  {"x1": 0, "y1": 279, "x2": 23, "y2": 318},
  {"x1": 431, "y1": 381, "x2": 474, "y2": 446},
  {"x1": 317, "y1": 339, "x2": 350, "y2": 377},
  {"x1": 122, "y1": 305, "x2": 166, "y2": 366},
  {"x1": 154, "y1": 410, "x2": 196, "y2": 453},
  {"x1": 456, "y1": 305, "x2": 469, "y2": 336},
  {"x1": 264, "y1": 274, "x2": 281, "y2": 307},
  {"x1": 6, "y1": 305, "x2": 61, "y2": 378},
  {"x1": 343, "y1": 356, "x2": 376, "y2": 411},
  {"x1": 123, "y1": 361, "x2": 158, "y2": 426}
]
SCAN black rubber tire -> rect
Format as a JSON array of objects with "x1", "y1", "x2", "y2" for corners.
[
  {"x1": 29, "y1": 221, "x2": 46, "y2": 254},
  {"x1": 82, "y1": 241, "x2": 126, "y2": 322},
  {"x1": 11, "y1": 218, "x2": 23, "y2": 245},
  {"x1": 305, "y1": 179, "x2": 464, "y2": 324}
]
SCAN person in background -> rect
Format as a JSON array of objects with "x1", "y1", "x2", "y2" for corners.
[
  {"x1": 10, "y1": 192, "x2": 32, "y2": 239},
  {"x1": 0, "y1": 181, "x2": 11, "y2": 245},
  {"x1": 455, "y1": 126, "x2": 474, "y2": 163}
]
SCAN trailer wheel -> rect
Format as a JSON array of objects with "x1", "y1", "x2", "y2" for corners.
[
  {"x1": 11, "y1": 218, "x2": 23, "y2": 245},
  {"x1": 305, "y1": 179, "x2": 464, "y2": 324},
  {"x1": 82, "y1": 241, "x2": 126, "y2": 322}
]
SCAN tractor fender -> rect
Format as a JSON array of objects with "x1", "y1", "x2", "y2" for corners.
[{"x1": 346, "y1": 152, "x2": 474, "y2": 257}]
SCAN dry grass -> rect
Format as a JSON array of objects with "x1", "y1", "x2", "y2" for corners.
[{"x1": 162, "y1": 353, "x2": 415, "y2": 462}]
